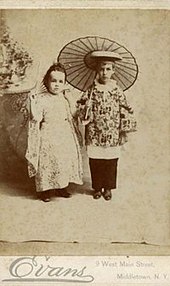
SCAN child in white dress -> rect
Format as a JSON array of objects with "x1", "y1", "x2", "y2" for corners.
[{"x1": 26, "y1": 63, "x2": 83, "y2": 202}]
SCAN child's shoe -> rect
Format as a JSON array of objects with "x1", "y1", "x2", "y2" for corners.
[
  {"x1": 57, "y1": 188, "x2": 72, "y2": 198},
  {"x1": 39, "y1": 190, "x2": 51, "y2": 202},
  {"x1": 93, "y1": 190, "x2": 102, "y2": 199},
  {"x1": 103, "y1": 189, "x2": 112, "y2": 201}
]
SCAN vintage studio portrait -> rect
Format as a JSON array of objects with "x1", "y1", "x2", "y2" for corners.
[{"x1": 0, "y1": 9, "x2": 169, "y2": 249}]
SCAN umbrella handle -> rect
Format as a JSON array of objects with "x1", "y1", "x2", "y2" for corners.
[
  {"x1": 84, "y1": 87, "x2": 93, "y2": 120},
  {"x1": 85, "y1": 106, "x2": 90, "y2": 120}
]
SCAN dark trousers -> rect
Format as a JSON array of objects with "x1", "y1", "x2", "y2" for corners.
[{"x1": 89, "y1": 158, "x2": 118, "y2": 190}]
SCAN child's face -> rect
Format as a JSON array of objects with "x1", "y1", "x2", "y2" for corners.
[
  {"x1": 48, "y1": 70, "x2": 65, "y2": 95},
  {"x1": 97, "y1": 62, "x2": 115, "y2": 84}
]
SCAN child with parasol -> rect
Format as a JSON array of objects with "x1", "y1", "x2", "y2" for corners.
[
  {"x1": 77, "y1": 51, "x2": 137, "y2": 200},
  {"x1": 25, "y1": 63, "x2": 83, "y2": 202}
]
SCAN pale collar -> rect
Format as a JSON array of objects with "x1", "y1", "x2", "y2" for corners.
[{"x1": 94, "y1": 79, "x2": 117, "y2": 92}]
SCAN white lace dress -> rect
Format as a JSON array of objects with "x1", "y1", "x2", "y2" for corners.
[{"x1": 25, "y1": 92, "x2": 83, "y2": 192}]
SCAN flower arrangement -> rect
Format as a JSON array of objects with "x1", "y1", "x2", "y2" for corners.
[{"x1": 0, "y1": 26, "x2": 33, "y2": 90}]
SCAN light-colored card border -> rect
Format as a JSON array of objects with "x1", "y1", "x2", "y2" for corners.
[
  {"x1": 0, "y1": 0, "x2": 170, "y2": 9},
  {"x1": 0, "y1": 3, "x2": 170, "y2": 286}
]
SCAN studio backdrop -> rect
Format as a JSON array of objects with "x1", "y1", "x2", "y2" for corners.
[{"x1": 0, "y1": 9, "x2": 169, "y2": 245}]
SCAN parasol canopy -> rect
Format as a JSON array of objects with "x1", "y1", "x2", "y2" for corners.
[{"x1": 58, "y1": 36, "x2": 138, "y2": 92}]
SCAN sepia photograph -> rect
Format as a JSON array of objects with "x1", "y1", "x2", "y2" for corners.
[{"x1": 0, "y1": 6, "x2": 169, "y2": 257}]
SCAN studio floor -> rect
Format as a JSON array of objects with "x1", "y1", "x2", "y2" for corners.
[
  {"x1": 0, "y1": 157, "x2": 169, "y2": 256},
  {"x1": 0, "y1": 123, "x2": 169, "y2": 255}
]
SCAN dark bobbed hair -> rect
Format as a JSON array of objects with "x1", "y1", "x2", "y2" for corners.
[{"x1": 42, "y1": 62, "x2": 66, "y2": 92}]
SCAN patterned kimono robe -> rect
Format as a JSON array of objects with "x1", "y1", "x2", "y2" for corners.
[
  {"x1": 77, "y1": 79, "x2": 136, "y2": 159},
  {"x1": 25, "y1": 92, "x2": 83, "y2": 192}
]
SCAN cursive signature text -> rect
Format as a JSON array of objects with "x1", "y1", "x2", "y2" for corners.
[{"x1": 7, "y1": 256, "x2": 94, "y2": 283}]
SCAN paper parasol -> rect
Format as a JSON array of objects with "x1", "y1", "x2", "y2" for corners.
[{"x1": 58, "y1": 36, "x2": 138, "y2": 92}]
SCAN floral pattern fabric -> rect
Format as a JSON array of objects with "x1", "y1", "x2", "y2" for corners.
[
  {"x1": 25, "y1": 92, "x2": 83, "y2": 192},
  {"x1": 77, "y1": 79, "x2": 136, "y2": 148}
]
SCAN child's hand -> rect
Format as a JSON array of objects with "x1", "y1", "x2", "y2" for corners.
[{"x1": 86, "y1": 99, "x2": 92, "y2": 108}]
